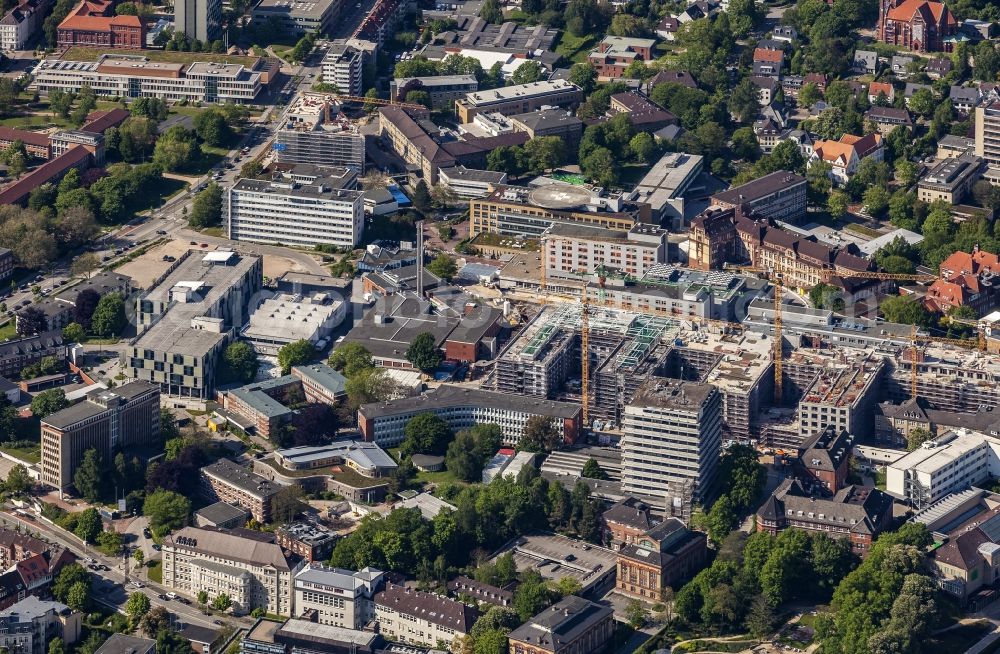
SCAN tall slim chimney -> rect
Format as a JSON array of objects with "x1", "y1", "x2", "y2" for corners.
[{"x1": 416, "y1": 220, "x2": 425, "y2": 298}]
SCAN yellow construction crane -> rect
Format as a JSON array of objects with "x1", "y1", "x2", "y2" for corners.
[
  {"x1": 581, "y1": 285, "x2": 590, "y2": 426},
  {"x1": 723, "y1": 265, "x2": 785, "y2": 404}
]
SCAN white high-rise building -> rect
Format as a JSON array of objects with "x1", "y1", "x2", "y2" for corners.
[
  {"x1": 622, "y1": 379, "x2": 722, "y2": 508},
  {"x1": 226, "y1": 178, "x2": 365, "y2": 249}
]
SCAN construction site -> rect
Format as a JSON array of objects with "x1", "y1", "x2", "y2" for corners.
[{"x1": 488, "y1": 283, "x2": 1000, "y2": 447}]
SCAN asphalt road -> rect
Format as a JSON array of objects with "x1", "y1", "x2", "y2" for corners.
[{"x1": 0, "y1": 510, "x2": 249, "y2": 631}]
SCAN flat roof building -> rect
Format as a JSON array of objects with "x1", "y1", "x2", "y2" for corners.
[
  {"x1": 455, "y1": 80, "x2": 582, "y2": 123},
  {"x1": 390, "y1": 74, "x2": 479, "y2": 110},
  {"x1": 200, "y1": 458, "x2": 282, "y2": 523},
  {"x1": 710, "y1": 170, "x2": 807, "y2": 222},
  {"x1": 438, "y1": 166, "x2": 507, "y2": 200},
  {"x1": 886, "y1": 429, "x2": 1000, "y2": 508},
  {"x1": 241, "y1": 291, "x2": 347, "y2": 355},
  {"x1": 542, "y1": 222, "x2": 668, "y2": 281},
  {"x1": 125, "y1": 249, "x2": 262, "y2": 400},
  {"x1": 917, "y1": 152, "x2": 984, "y2": 205},
  {"x1": 194, "y1": 502, "x2": 251, "y2": 530},
  {"x1": 252, "y1": 0, "x2": 338, "y2": 34},
  {"x1": 275, "y1": 94, "x2": 366, "y2": 170},
  {"x1": 293, "y1": 563, "x2": 384, "y2": 629},
  {"x1": 631, "y1": 152, "x2": 704, "y2": 228}
]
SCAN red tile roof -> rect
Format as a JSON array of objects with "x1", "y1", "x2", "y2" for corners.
[
  {"x1": 0, "y1": 127, "x2": 51, "y2": 148},
  {"x1": 754, "y1": 48, "x2": 784, "y2": 63},
  {"x1": 81, "y1": 107, "x2": 130, "y2": 134},
  {"x1": 0, "y1": 145, "x2": 90, "y2": 205}
]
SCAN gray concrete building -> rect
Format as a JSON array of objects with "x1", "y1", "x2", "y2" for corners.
[
  {"x1": 124, "y1": 249, "x2": 262, "y2": 400},
  {"x1": 174, "y1": 0, "x2": 222, "y2": 43},
  {"x1": 293, "y1": 563, "x2": 384, "y2": 628}
]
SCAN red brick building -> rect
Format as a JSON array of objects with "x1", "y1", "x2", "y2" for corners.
[
  {"x1": 587, "y1": 36, "x2": 656, "y2": 79},
  {"x1": 603, "y1": 497, "x2": 655, "y2": 550},
  {"x1": 799, "y1": 426, "x2": 853, "y2": 494},
  {"x1": 616, "y1": 518, "x2": 707, "y2": 600},
  {"x1": 57, "y1": 0, "x2": 145, "y2": 49},
  {"x1": 878, "y1": 0, "x2": 956, "y2": 53}
]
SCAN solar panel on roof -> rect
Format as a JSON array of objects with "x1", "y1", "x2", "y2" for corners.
[{"x1": 980, "y1": 513, "x2": 1000, "y2": 542}]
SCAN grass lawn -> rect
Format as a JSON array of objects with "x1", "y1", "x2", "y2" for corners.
[
  {"x1": 0, "y1": 113, "x2": 72, "y2": 129},
  {"x1": 146, "y1": 560, "x2": 162, "y2": 583},
  {"x1": 0, "y1": 444, "x2": 41, "y2": 464},
  {"x1": 926, "y1": 621, "x2": 993, "y2": 653},
  {"x1": 0, "y1": 321, "x2": 17, "y2": 341},
  {"x1": 199, "y1": 227, "x2": 224, "y2": 237},
  {"x1": 845, "y1": 223, "x2": 880, "y2": 238},
  {"x1": 555, "y1": 33, "x2": 597, "y2": 64},
  {"x1": 62, "y1": 47, "x2": 258, "y2": 67},
  {"x1": 416, "y1": 468, "x2": 462, "y2": 486}
]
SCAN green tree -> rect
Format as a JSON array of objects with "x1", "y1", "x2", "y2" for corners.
[
  {"x1": 510, "y1": 61, "x2": 543, "y2": 85},
  {"x1": 412, "y1": 180, "x2": 432, "y2": 213},
  {"x1": 66, "y1": 581, "x2": 90, "y2": 611},
  {"x1": 894, "y1": 159, "x2": 919, "y2": 186},
  {"x1": 799, "y1": 82, "x2": 821, "y2": 108},
  {"x1": 48, "y1": 637, "x2": 66, "y2": 654},
  {"x1": 827, "y1": 191, "x2": 849, "y2": 218},
  {"x1": 96, "y1": 530, "x2": 124, "y2": 556},
  {"x1": 745, "y1": 594, "x2": 775, "y2": 637},
  {"x1": 344, "y1": 366, "x2": 396, "y2": 410},
  {"x1": 133, "y1": 548, "x2": 144, "y2": 565},
  {"x1": 863, "y1": 185, "x2": 891, "y2": 217},
  {"x1": 881, "y1": 295, "x2": 932, "y2": 326},
  {"x1": 479, "y1": 0, "x2": 503, "y2": 23},
  {"x1": 90, "y1": 292, "x2": 127, "y2": 338},
  {"x1": 30, "y1": 388, "x2": 68, "y2": 418},
  {"x1": 524, "y1": 136, "x2": 567, "y2": 173},
  {"x1": 221, "y1": 341, "x2": 258, "y2": 383},
  {"x1": 4, "y1": 464, "x2": 31, "y2": 495},
  {"x1": 125, "y1": 591, "x2": 151, "y2": 625},
  {"x1": 197, "y1": 590, "x2": 208, "y2": 605},
  {"x1": 329, "y1": 342, "x2": 374, "y2": 376},
  {"x1": 581, "y1": 458, "x2": 606, "y2": 480},
  {"x1": 567, "y1": 63, "x2": 598, "y2": 95},
  {"x1": 143, "y1": 489, "x2": 192, "y2": 536},
  {"x1": 808, "y1": 283, "x2": 845, "y2": 311},
  {"x1": 212, "y1": 593, "x2": 232, "y2": 611},
  {"x1": 153, "y1": 126, "x2": 201, "y2": 172},
  {"x1": 188, "y1": 183, "x2": 223, "y2": 228},
  {"x1": 625, "y1": 599, "x2": 649, "y2": 628},
  {"x1": 272, "y1": 485, "x2": 306, "y2": 523},
  {"x1": 53, "y1": 563, "x2": 90, "y2": 604},
  {"x1": 61, "y1": 322, "x2": 86, "y2": 344},
  {"x1": 193, "y1": 109, "x2": 231, "y2": 147},
  {"x1": 73, "y1": 449, "x2": 105, "y2": 502},
  {"x1": 401, "y1": 412, "x2": 453, "y2": 457},
  {"x1": 518, "y1": 415, "x2": 562, "y2": 453},
  {"x1": 906, "y1": 427, "x2": 933, "y2": 452},
  {"x1": 427, "y1": 254, "x2": 457, "y2": 281},
  {"x1": 74, "y1": 508, "x2": 103, "y2": 543},
  {"x1": 731, "y1": 127, "x2": 761, "y2": 161},
  {"x1": 277, "y1": 339, "x2": 317, "y2": 374},
  {"x1": 405, "y1": 332, "x2": 441, "y2": 371}
]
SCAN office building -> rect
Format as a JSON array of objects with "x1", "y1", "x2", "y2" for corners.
[
  {"x1": 587, "y1": 35, "x2": 656, "y2": 79},
  {"x1": 709, "y1": 170, "x2": 807, "y2": 222},
  {"x1": 0, "y1": 0, "x2": 50, "y2": 51},
  {"x1": 40, "y1": 382, "x2": 160, "y2": 495},
  {"x1": 162, "y1": 526, "x2": 296, "y2": 615},
  {"x1": 275, "y1": 524, "x2": 338, "y2": 563},
  {"x1": 0, "y1": 597, "x2": 80, "y2": 654},
  {"x1": 293, "y1": 563, "x2": 384, "y2": 627},
  {"x1": 125, "y1": 249, "x2": 262, "y2": 399},
  {"x1": 57, "y1": 0, "x2": 143, "y2": 48},
  {"x1": 31, "y1": 55, "x2": 262, "y2": 104},
  {"x1": 200, "y1": 458, "x2": 282, "y2": 523},
  {"x1": 438, "y1": 166, "x2": 507, "y2": 200},
  {"x1": 454, "y1": 80, "x2": 582, "y2": 123},
  {"x1": 252, "y1": 0, "x2": 337, "y2": 35},
  {"x1": 616, "y1": 518, "x2": 707, "y2": 601},
  {"x1": 509, "y1": 108, "x2": 583, "y2": 142},
  {"x1": 886, "y1": 429, "x2": 1000, "y2": 507},
  {"x1": 507, "y1": 596, "x2": 613, "y2": 654},
  {"x1": 275, "y1": 94, "x2": 365, "y2": 170},
  {"x1": 358, "y1": 386, "x2": 581, "y2": 447},
  {"x1": 469, "y1": 184, "x2": 643, "y2": 239},
  {"x1": 542, "y1": 223, "x2": 668, "y2": 281},
  {"x1": 631, "y1": 152, "x2": 704, "y2": 228},
  {"x1": 917, "y1": 152, "x2": 984, "y2": 204},
  {"x1": 227, "y1": 178, "x2": 364, "y2": 250},
  {"x1": 273, "y1": 441, "x2": 396, "y2": 477},
  {"x1": 175, "y1": 0, "x2": 221, "y2": 42},
  {"x1": 390, "y1": 74, "x2": 478, "y2": 110},
  {"x1": 373, "y1": 583, "x2": 477, "y2": 648},
  {"x1": 757, "y1": 479, "x2": 893, "y2": 552},
  {"x1": 975, "y1": 101, "x2": 1000, "y2": 167},
  {"x1": 622, "y1": 380, "x2": 722, "y2": 506}
]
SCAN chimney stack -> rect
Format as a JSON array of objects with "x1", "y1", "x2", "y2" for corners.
[{"x1": 417, "y1": 220, "x2": 425, "y2": 298}]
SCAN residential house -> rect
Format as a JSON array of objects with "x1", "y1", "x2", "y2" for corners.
[
  {"x1": 951, "y1": 85, "x2": 983, "y2": 115},
  {"x1": 608, "y1": 92, "x2": 676, "y2": 131},
  {"x1": 810, "y1": 133, "x2": 884, "y2": 185},
  {"x1": 904, "y1": 82, "x2": 933, "y2": 107},
  {"x1": 927, "y1": 57, "x2": 952, "y2": 78},
  {"x1": 751, "y1": 76, "x2": 779, "y2": 105},
  {"x1": 656, "y1": 15, "x2": 679, "y2": 40},
  {"x1": 854, "y1": 50, "x2": 878, "y2": 75},
  {"x1": 868, "y1": 81, "x2": 896, "y2": 104},
  {"x1": 753, "y1": 47, "x2": 783, "y2": 77},
  {"x1": 925, "y1": 245, "x2": 1000, "y2": 316},
  {"x1": 772, "y1": 26, "x2": 797, "y2": 42},
  {"x1": 644, "y1": 70, "x2": 697, "y2": 91},
  {"x1": 865, "y1": 106, "x2": 915, "y2": 133}
]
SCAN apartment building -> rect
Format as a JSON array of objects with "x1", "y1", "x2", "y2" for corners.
[
  {"x1": 622, "y1": 379, "x2": 722, "y2": 506},
  {"x1": 373, "y1": 583, "x2": 477, "y2": 648},
  {"x1": 469, "y1": 185, "x2": 644, "y2": 239},
  {"x1": 125, "y1": 249, "x2": 262, "y2": 399},
  {"x1": 757, "y1": 479, "x2": 893, "y2": 552},
  {"x1": 200, "y1": 458, "x2": 282, "y2": 523},
  {"x1": 0, "y1": 331, "x2": 65, "y2": 379},
  {"x1": 275, "y1": 94, "x2": 366, "y2": 170},
  {"x1": 358, "y1": 385, "x2": 581, "y2": 447},
  {"x1": 226, "y1": 178, "x2": 364, "y2": 249},
  {"x1": 391, "y1": 74, "x2": 478, "y2": 110},
  {"x1": 175, "y1": 0, "x2": 221, "y2": 41},
  {"x1": 709, "y1": 170, "x2": 807, "y2": 222},
  {"x1": 321, "y1": 41, "x2": 364, "y2": 96},
  {"x1": 886, "y1": 429, "x2": 1000, "y2": 507},
  {"x1": 587, "y1": 36, "x2": 656, "y2": 79},
  {"x1": 40, "y1": 381, "x2": 160, "y2": 495},
  {"x1": 162, "y1": 526, "x2": 297, "y2": 615},
  {"x1": 31, "y1": 56, "x2": 263, "y2": 104},
  {"x1": 253, "y1": 0, "x2": 337, "y2": 35},
  {"x1": 975, "y1": 101, "x2": 1000, "y2": 167},
  {"x1": 507, "y1": 596, "x2": 613, "y2": 654},
  {"x1": 454, "y1": 80, "x2": 582, "y2": 123},
  {"x1": 542, "y1": 223, "x2": 668, "y2": 281},
  {"x1": 917, "y1": 152, "x2": 984, "y2": 204},
  {"x1": 293, "y1": 563, "x2": 384, "y2": 627},
  {"x1": 0, "y1": 597, "x2": 80, "y2": 654},
  {"x1": 57, "y1": 0, "x2": 144, "y2": 48},
  {"x1": 864, "y1": 106, "x2": 915, "y2": 134},
  {"x1": 616, "y1": 518, "x2": 706, "y2": 601},
  {"x1": 0, "y1": 0, "x2": 50, "y2": 51}
]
